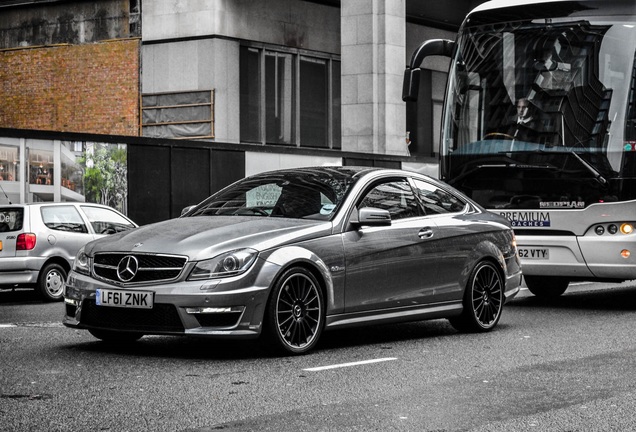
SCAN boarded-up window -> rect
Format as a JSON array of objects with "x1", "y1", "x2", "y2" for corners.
[{"x1": 141, "y1": 90, "x2": 214, "y2": 139}]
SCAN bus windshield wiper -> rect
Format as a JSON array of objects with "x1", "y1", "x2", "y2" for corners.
[
  {"x1": 450, "y1": 162, "x2": 556, "y2": 185},
  {"x1": 497, "y1": 148, "x2": 609, "y2": 186},
  {"x1": 568, "y1": 151, "x2": 608, "y2": 186}
]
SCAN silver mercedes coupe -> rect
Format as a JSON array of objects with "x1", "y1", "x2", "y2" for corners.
[{"x1": 63, "y1": 166, "x2": 522, "y2": 355}]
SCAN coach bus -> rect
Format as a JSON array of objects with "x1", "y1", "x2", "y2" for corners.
[{"x1": 403, "y1": 0, "x2": 636, "y2": 297}]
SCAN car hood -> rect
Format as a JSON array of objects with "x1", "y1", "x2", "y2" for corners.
[{"x1": 85, "y1": 216, "x2": 333, "y2": 261}]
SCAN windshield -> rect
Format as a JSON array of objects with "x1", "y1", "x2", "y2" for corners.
[
  {"x1": 187, "y1": 167, "x2": 358, "y2": 221},
  {"x1": 442, "y1": 3, "x2": 636, "y2": 209}
]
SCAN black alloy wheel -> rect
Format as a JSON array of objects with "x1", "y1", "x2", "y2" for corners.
[
  {"x1": 449, "y1": 261, "x2": 504, "y2": 332},
  {"x1": 264, "y1": 267, "x2": 325, "y2": 355}
]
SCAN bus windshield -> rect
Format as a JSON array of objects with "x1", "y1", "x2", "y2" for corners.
[{"x1": 442, "y1": 4, "x2": 636, "y2": 210}]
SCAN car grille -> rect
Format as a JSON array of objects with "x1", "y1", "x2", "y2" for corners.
[
  {"x1": 80, "y1": 300, "x2": 184, "y2": 333},
  {"x1": 92, "y1": 253, "x2": 187, "y2": 285}
]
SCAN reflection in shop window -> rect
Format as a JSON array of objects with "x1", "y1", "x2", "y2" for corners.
[
  {"x1": 61, "y1": 143, "x2": 83, "y2": 195},
  {"x1": 29, "y1": 149, "x2": 53, "y2": 185},
  {"x1": 0, "y1": 145, "x2": 19, "y2": 181},
  {"x1": 81, "y1": 143, "x2": 129, "y2": 215}
]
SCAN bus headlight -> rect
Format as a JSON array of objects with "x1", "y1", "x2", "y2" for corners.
[{"x1": 620, "y1": 223, "x2": 633, "y2": 235}]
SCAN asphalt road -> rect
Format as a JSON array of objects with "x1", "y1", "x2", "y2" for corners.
[{"x1": 2, "y1": 281, "x2": 636, "y2": 431}]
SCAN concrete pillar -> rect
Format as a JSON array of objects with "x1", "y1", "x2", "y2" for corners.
[{"x1": 341, "y1": 0, "x2": 408, "y2": 156}]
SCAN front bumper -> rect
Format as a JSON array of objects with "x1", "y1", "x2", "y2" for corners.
[
  {"x1": 63, "y1": 259, "x2": 280, "y2": 339},
  {"x1": 518, "y1": 233, "x2": 636, "y2": 280}
]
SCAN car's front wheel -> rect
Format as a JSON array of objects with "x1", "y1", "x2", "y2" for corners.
[
  {"x1": 449, "y1": 261, "x2": 504, "y2": 332},
  {"x1": 89, "y1": 329, "x2": 144, "y2": 343},
  {"x1": 37, "y1": 263, "x2": 67, "y2": 302},
  {"x1": 263, "y1": 267, "x2": 325, "y2": 355}
]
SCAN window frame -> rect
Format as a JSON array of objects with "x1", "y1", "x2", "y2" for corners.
[
  {"x1": 40, "y1": 205, "x2": 88, "y2": 234},
  {"x1": 240, "y1": 42, "x2": 341, "y2": 149},
  {"x1": 410, "y1": 178, "x2": 468, "y2": 216},
  {"x1": 140, "y1": 90, "x2": 215, "y2": 140},
  {"x1": 355, "y1": 177, "x2": 424, "y2": 221}
]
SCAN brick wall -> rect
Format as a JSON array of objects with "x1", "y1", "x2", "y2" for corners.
[{"x1": 0, "y1": 39, "x2": 139, "y2": 136}]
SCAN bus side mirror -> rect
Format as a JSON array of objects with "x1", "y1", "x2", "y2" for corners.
[
  {"x1": 402, "y1": 68, "x2": 421, "y2": 102},
  {"x1": 403, "y1": 39, "x2": 456, "y2": 102}
]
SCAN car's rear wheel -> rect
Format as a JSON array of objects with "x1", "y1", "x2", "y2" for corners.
[
  {"x1": 263, "y1": 267, "x2": 325, "y2": 355},
  {"x1": 37, "y1": 263, "x2": 67, "y2": 302},
  {"x1": 89, "y1": 329, "x2": 143, "y2": 343},
  {"x1": 524, "y1": 275, "x2": 569, "y2": 298},
  {"x1": 449, "y1": 261, "x2": 504, "y2": 332}
]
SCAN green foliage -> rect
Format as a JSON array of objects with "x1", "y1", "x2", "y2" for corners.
[{"x1": 79, "y1": 144, "x2": 128, "y2": 213}]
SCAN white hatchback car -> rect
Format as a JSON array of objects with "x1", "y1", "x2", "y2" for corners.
[{"x1": 0, "y1": 203, "x2": 137, "y2": 301}]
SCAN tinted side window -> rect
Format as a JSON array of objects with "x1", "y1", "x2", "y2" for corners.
[
  {"x1": 40, "y1": 206, "x2": 88, "y2": 233},
  {"x1": 413, "y1": 179, "x2": 466, "y2": 215},
  {"x1": 359, "y1": 179, "x2": 422, "y2": 220},
  {"x1": 81, "y1": 206, "x2": 135, "y2": 234},
  {"x1": 0, "y1": 208, "x2": 24, "y2": 232}
]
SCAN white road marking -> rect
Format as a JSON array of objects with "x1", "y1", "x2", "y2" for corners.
[
  {"x1": 303, "y1": 357, "x2": 398, "y2": 372},
  {"x1": 0, "y1": 322, "x2": 63, "y2": 328}
]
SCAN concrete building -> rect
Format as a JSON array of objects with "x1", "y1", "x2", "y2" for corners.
[{"x1": 0, "y1": 0, "x2": 486, "y2": 223}]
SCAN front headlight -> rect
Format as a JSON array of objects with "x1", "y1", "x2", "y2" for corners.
[
  {"x1": 73, "y1": 246, "x2": 90, "y2": 275},
  {"x1": 188, "y1": 248, "x2": 258, "y2": 280}
]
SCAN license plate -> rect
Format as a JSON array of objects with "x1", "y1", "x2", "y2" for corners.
[
  {"x1": 96, "y1": 288, "x2": 154, "y2": 309},
  {"x1": 518, "y1": 248, "x2": 549, "y2": 260}
]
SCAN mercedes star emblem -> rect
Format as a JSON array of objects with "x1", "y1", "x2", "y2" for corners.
[{"x1": 117, "y1": 255, "x2": 139, "y2": 282}]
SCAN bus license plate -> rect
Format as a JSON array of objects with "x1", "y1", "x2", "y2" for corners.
[
  {"x1": 96, "y1": 288, "x2": 154, "y2": 309},
  {"x1": 518, "y1": 248, "x2": 549, "y2": 260}
]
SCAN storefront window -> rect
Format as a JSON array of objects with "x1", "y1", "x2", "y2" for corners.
[
  {"x1": 29, "y1": 149, "x2": 53, "y2": 185},
  {"x1": 0, "y1": 144, "x2": 19, "y2": 181},
  {"x1": 61, "y1": 146, "x2": 83, "y2": 195}
]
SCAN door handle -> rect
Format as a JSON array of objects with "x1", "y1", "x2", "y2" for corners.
[{"x1": 418, "y1": 227, "x2": 434, "y2": 239}]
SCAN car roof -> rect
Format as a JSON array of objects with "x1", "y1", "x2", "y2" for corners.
[{"x1": 0, "y1": 202, "x2": 110, "y2": 208}]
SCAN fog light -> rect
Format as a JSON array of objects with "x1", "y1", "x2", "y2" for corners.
[
  {"x1": 608, "y1": 224, "x2": 618, "y2": 235},
  {"x1": 186, "y1": 306, "x2": 244, "y2": 314},
  {"x1": 621, "y1": 223, "x2": 634, "y2": 235},
  {"x1": 595, "y1": 225, "x2": 605, "y2": 235},
  {"x1": 621, "y1": 249, "x2": 631, "y2": 259}
]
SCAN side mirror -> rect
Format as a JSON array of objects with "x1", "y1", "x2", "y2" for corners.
[
  {"x1": 181, "y1": 205, "x2": 196, "y2": 216},
  {"x1": 403, "y1": 39, "x2": 455, "y2": 102},
  {"x1": 355, "y1": 207, "x2": 391, "y2": 226}
]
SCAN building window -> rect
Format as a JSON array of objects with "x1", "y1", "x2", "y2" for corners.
[
  {"x1": 29, "y1": 149, "x2": 53, "y2": 186},
  {"x1": 266, "y1": 51, "x2": 295, "y2": 145},
  {"x1": 0, "y1": 145, "x2": 19, "y2": 182},
  {"x1": 240, "y1": 45, "x2": 341, "y2": 149},
  {"x1": 141, "y1": 90, "x2": 214, "y2": 139}
]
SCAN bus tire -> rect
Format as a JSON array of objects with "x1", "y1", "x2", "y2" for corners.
[{"x1": 524, "y1": 276, "x2": 568, "y2": 298}]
